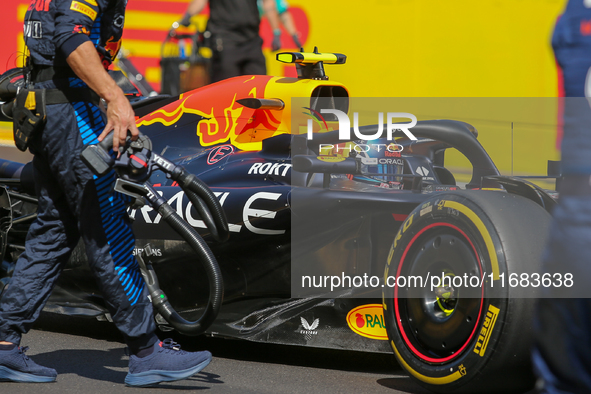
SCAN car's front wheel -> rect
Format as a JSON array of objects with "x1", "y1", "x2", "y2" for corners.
[{"x1": 382, "y1": 190, "x2": 550, "y2": 393}]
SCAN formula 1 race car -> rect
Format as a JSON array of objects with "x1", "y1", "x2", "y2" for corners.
[{"x1": 0, "y1": 51, "x2": 556, "y2": 393}]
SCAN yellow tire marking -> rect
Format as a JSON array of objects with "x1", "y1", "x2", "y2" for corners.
[
  {"x1": 474, "y1": 304, "x2": 500, "y2": 357},
  {"x1": 391, "y1": 341, "x2": 464, "y2": 384},
  {"x1": 443, "y1": 200, "x2": 499, "y2": 280}
]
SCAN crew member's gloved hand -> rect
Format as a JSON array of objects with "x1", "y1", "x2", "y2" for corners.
[
  {"x1": 169, "y1": 13, "x2": 191, "y2": 37},
  {"x1": 179, "y1": 12, "x2": 192, "y2": 27},
  {"x1": 272, "y1": 29, "x2": 282, "y2": 52},
  {"x1": 292, "y1": 34, "x2": 302, "y2": 49}
]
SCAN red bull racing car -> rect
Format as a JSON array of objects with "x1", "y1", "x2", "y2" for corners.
[{"x1": 0, "y1": 51, "x2": 555, "y2": 393}]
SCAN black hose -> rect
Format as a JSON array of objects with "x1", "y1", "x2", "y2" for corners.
[
  {"x1": 184, "y1": 188, "x2": 223, "y2": 242},
  {"x1": 147, "y1": 202, "x2": 223, "y2": 335},
  {"x1": 0, "y1": 101, "x2": 14, "y2": 121},
  {"x1": 174, "y1": 169, "x2": 230, "y2": 242}
]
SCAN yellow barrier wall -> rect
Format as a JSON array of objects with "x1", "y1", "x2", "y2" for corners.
[{"x1": 271, "y1": 0, "x2": 566, "y2": 98}]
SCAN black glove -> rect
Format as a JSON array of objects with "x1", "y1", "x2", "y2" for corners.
[
  {"x1": 292, "y1": 34, "x2": 302, "y2": 49},
  {"x1": 272, "y1": 30, "x2": 281, "y2": 52},
  {"x1": 179, "y1": 13, "x2": 192, "y2": 27}
]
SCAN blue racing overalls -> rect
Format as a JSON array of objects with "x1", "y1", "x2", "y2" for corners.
[{"x1": 0, "y1": 0, "x2": 157, "y2": 352}]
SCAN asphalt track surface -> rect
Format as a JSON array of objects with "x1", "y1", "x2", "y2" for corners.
[{"x1": 0, "y1": 312, "x2": 431, "y2": 394}]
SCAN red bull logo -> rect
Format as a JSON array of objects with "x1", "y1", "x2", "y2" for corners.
[
  {"x1": 73, "y1": 25, "x2": 90, "y2": 35},
  {"x1": 137, "y1": 75, "x2": 283, "y2": 150},
  {"x1": 104, "y1": 36, "x2": 122, "y2": 59}
]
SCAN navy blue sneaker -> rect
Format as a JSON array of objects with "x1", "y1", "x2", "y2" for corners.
[
  {"x1": 0, "y1": 346, "x2": 57, "y2": 383},
  {"x1": 125, "y1": 339, "x2": 212, "y2": 387}
]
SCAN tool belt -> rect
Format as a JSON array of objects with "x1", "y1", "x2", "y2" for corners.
[
  {"x1": 30, "y1": 65, "x2": 100, "y2": 105},
  {"x1": 31, "y1": 65, "x2": 78, "y2": 82},
  {"x1": 12, "y1": 66, "x2": 100, "y2": 152}
]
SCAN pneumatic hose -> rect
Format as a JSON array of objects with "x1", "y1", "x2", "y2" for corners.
[
  {"x1": 173, "y1": 168, "x2": 230, "y2": 243},
  {"x1": 145, "y1": 201, "x2": 224, "y2": 335}
]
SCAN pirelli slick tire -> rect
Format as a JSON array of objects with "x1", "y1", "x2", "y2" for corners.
[{"x1": 382, "y1": 190, "x2": 551, "y2": 394}]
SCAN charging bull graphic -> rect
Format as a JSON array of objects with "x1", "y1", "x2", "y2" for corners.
[{"x1": 137, "y1": 75, "x2": 282, "y2": 150}]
